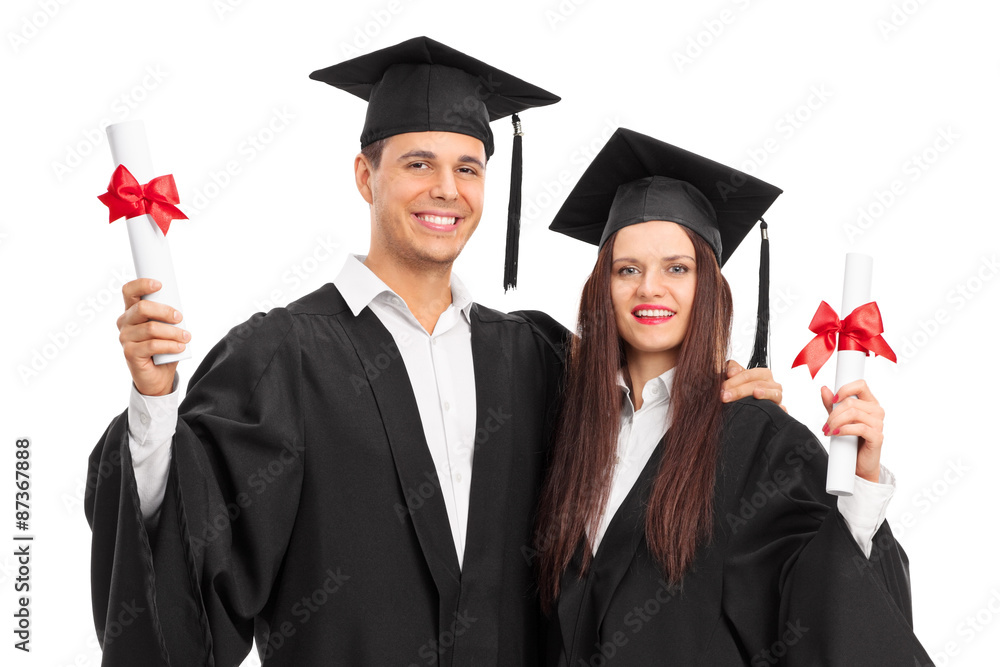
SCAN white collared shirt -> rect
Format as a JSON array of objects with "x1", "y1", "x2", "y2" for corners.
[
  {"x1": 128, "y1": 254, "x2": 479, "y2": 568},
  {"x1": 589, "y1": 367, "x2": 895, "y2": 558},
  {"x1": 337, "y1": 254, "x2": 477, "y2": 567},
  {"x1": 590, "y1": 368, "x2": 677, "y2": 550}
]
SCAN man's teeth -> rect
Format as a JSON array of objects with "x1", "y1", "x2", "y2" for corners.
[
  {"x1": 417, "y1": 214, "x2": 458, "y2": 226},
  {"x1": 635, "y1": 309, "x2": 675, "y2": 318}
]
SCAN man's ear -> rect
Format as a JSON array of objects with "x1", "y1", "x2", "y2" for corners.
[{"x1": 355, "y1": 153, "x2": 375, "y2": 205}]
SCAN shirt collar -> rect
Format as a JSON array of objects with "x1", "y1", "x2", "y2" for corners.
[
  {"x1": 334, "y1": 254, "x2": 474, "y2": 320},
  {"x1": 617, "y1": 366, "x2": 676, "y2": 411}
]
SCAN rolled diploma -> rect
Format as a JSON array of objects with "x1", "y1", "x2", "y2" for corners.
[
  {"x1": 826, "y1": 253, "x2": 873, "y2": 496},
  {"x1": 106, "y1": 120, "x2": 190, "y2": 365}
]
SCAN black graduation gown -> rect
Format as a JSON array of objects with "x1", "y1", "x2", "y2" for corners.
[
  {"x1": 548, "y1": 397, "x2": 933, "y2": 666},
  {"x1": 84, "y1": 284, "x2": 564, "y2": 667}
]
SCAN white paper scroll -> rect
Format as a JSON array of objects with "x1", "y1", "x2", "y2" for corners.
[
  {"x1": 825, "y1": 253, "x2": 873, "y2": 497},
  {"x1": 106, "y1": 120, "x2": 190, "y2": 365}
]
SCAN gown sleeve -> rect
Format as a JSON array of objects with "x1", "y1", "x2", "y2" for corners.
[
  {"x1": 720, "y1": 399, "x2": 932, "y2": 666},
  {"x1": 85, "y1": 309, "x2": 305, "y2": 667}
]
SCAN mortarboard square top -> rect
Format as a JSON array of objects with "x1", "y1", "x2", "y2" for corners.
[
  {"x1": 548, "y1": 127, "x2": 782, "y2": 266},
  {"x1": 309, "y1": 36, "x2": 560, "y2": 157}
]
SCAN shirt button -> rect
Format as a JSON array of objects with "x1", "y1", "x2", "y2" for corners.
[
  {"x1": 443, "y1": 401, "x2": 451, "y2": 411},
  {"x1": 650, "y1": 385, "x2": 659, "y2": 395},
  {"x1": 454, "y1": 472, "x2": 463, "y2": 483},
  {"x1": 139, "y1": 413, "x2": 149, "y2": 425},
  {"x1": 432, "y1": 338, "x2": 438, "y2": 346}
]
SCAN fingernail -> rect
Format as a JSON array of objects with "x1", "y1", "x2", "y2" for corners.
[
  {"x1": 182, "y1": 330, "x2": 190, "y2": 341},
  {"x1": 822, "y1": 423, "x2": 829, "y2": 435},
  {"x1": 152, "y1": 280, "x2": 162, "y2": 289},
  {"x1": 722, "y1": 390, "x2": 732, "y2": 401},
  {"x1": 832, "y1": 393, "x2": 839, "y2": 403},
  {"x1": 177, "y1": 343, "x2": 186, "y2": 351},
  {"x1": 832, "y1": 428, "x2": 841, "y2": 435},
  {"x1": 173, "y1": 311, "x2": 181, "y2": 321}
]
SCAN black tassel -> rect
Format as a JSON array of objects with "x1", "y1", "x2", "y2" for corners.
[
  {"x1": 503, "y1": 114, "x2": 523, "y2": 292},
  {"x1": 748, "y1": 219, "x2": 770, "y2": 369}
]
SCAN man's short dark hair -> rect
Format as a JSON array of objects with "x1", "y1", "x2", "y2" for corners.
[{"x1": 361, "y1": 138, "x2": 389, "y2": 170}]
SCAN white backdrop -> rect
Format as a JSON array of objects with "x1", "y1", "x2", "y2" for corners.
[{"x1": 2, "y1": 1, "x2": 997, "y2": 665}]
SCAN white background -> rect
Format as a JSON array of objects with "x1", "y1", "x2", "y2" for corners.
[{"x1": 2, "y1": 0, "x2": 997, "y2": 665}]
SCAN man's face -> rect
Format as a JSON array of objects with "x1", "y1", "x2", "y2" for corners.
[{"x1": 358, "y1": 131, "x2": 487, "y2": 270}]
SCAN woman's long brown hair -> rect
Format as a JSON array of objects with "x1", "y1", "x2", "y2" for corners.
[{"x1": 535, "y1": 226, "x2": 733, "y2": 611}]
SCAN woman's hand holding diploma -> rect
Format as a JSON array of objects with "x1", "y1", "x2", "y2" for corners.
[
  {"x1": 117, "y1": 278, "x2": 189, "y2": 397},
  {"x1": 820, "y1": 379, "x2": 885, "y2": 484}
]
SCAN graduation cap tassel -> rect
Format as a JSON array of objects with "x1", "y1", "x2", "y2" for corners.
[
  {"x1": 748, "y1": 219, "x2": 770, "y2": 369},
  {"x1": 503, "y1": 114, "x2": 524, "y2": 292}
]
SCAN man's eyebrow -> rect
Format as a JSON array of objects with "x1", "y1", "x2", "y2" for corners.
[
  {"x1": 397, "y1": 150, "x2": 436, "y2": 162},
  {"x1": 458, "y1": 155, "x2": 486, "y2": 170},
  {"x1": 397, "y1": 150, "x2": 485, "y2": 170}
]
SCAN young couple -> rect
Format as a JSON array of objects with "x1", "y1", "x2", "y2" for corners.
[{"x1": 87, "y1": 37, "x2": 929, "y2": 665}]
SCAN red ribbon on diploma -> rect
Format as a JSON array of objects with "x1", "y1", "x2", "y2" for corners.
[
  {"x1": 98, "y1": 164, "x2": 187, "y2": 236},
  {"x1": 792, "y1": 301, "x2": 897, "y2": 378}
]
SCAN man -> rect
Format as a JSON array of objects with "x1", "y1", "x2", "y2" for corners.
[{"x1": 85, "y1": 37, "x2": 782, "y2": 666}]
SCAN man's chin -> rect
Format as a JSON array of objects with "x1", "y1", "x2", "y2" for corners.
[{"x1": 407, "y1": 245, "x2": 463, "y2": 270}]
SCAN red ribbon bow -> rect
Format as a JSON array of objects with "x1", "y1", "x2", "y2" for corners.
[
  {"x1": 792, "y1": 301, "x2": 897, "y2": 378},
  {"x1": 98, "y1": 164, "x2": 187, "y2": 236}
]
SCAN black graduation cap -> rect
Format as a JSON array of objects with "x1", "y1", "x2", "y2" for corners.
[
  {"x1": 310, "y1": 36, "x2": 560, "y2": 290},
  {"x1": 549, "y1": 127, "x2": 782, "y2": 368}
]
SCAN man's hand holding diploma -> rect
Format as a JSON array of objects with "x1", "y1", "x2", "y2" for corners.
[{"x1": 117, "y1": 278, "x2": 189, "y2": 397}]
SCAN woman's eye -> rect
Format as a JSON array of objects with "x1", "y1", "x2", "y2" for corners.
[
  {"x1": 668, "y1": 264, "x2": 689, "y2": 274},
  {"x1": 618, "y1": 266, "x2": 639, "y2": 276}
]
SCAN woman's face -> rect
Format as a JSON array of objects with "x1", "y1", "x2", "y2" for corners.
[{"x1": 610, "y1": 220, "x2": 697, "y2": 369}]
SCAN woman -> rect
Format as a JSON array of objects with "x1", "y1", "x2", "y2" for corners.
[{"x1": 536, "y1": 128, "x2": 930, "y2": 665}]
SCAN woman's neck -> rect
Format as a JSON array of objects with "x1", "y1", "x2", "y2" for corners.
[{"x1": 624, "y1": 347, "x2": 676, "y2": 411}]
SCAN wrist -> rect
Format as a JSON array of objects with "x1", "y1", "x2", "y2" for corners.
[
  {"x1": 857, "y1": 467, "x2": 880, "y2": 484},
  {"x1": 134, "y1": 371, "x2": 179, "y2": 397}
]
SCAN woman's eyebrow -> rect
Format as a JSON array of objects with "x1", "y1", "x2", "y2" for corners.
[{"x1": 612, "y1": 254, "x2": 695, "y2": 263}]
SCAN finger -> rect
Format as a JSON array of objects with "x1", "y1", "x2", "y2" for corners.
[
  {"x1": 721, "y1": 379, "x2": 758, "y2": 402},
  {"x1": 734, "y1": 367, "x2": 773, "y2": 386},
  {"x1": 120, "y1": 320, "x2": 190, "y2": 345},
  {"x1": 120, "y1": 299, "x2": 184, "y2": 329},
  {"x1": 122, "y1": 278, "x2": 163, "y2": 308},
  {"x1": 123, "y1": 339, "x2": 188, "y2": 361},
  {"x1": 832, "y1": 378, "x2": 878, "y2": 405},
  {"x1": 829, "y1": 422, "x2": 883, "y2": 449},
  {"x1": 826, "y1": 405, "x2": 865, "y2": 431},
  {"x1": 779, "y1": 404, "x2": 788, "y2": 413},
  {"x1": 722, "y1": 379, "x2": 781, "y2": 403},
  {"x1": 826, "y1": 406, "x2": 883, "y2": 436},
  {"x1": 830, "y1": 396, "x2": 884, "y2": 421},
  {"x1": 725, "y1": 360, "x2": 744, "y2": 378},
  {"x1": 722, "y1": 367, "x2": 773, "y2": 393},
  {"x1": 752, "y1": 385, "x2": 783, "y2": 405},
  {"x1": 819, "y1": 385, "x2": 835, "y2": 416}
]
